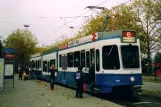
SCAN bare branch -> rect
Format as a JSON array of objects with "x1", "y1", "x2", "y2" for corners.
[
  {"x1": 150, "y1": 45, "x2": 158, "y2": 50},
  {"x1": 149, "y1": 23, "x2": 157, "y2": 35}
]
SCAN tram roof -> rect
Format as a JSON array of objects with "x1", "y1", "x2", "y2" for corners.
[
  {"x1": 40, "y1": 30, "x2": 137, "y2": 55},
  {"x1": 97, "y1": 30, "x2": 136, "y2": 39},
  {"x1": 42, "y1": 47, "x2": 58, "y2": 55}
]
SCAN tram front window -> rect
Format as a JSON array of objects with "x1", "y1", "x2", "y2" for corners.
[
  {"x1": 102, "y1": 45, "x2": 120, "y2": 69},
  {"x1": 121, "y1": 45, "x2": 140, "y2": 68}
]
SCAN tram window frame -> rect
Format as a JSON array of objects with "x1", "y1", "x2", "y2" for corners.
[
  {"x1": 67, "y1": 52, "x2": 73, "y2": 67},
  {"x1": 96, "y1": 49, "x2": 100, "y2": 71},
  {"x1": 81, "y1": 50, "x2": 85, "y2": 67},
  {"x1": 74, "y1": 51, "x2": 80, "y2": 67},
  {"x1": 43, "y1": 61, "x2": 47, "y2": 71},
  {"x1": 59, "y1": 55, "x2": 62, "y2": 67},
  {"x1": 102, "y1": 45, "x2": 120, "y2": 70},
  {"x1": 86, "y1": 51, "x2": 90, "y2": 67}
]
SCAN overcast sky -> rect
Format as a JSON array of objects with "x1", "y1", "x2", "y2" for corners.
[{"x1": 0, "y1": 0, "x2": 129, "y2": 46}]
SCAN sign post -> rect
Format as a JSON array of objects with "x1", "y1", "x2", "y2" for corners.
[
  {"x1": 0, "y1": 58, "x2": 4, "y2": 91},
  {"x1": 4, "y1": 48, "x2": 15, "y2": 88}
]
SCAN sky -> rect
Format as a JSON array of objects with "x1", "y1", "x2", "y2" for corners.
[{"x1": 0, "y1": 0, "x2": 130, "y2": 46}]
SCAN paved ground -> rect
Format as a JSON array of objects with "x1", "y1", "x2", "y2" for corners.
[
  {"x1": 142, "y1": 82, "x2": 161, "y2": 91},
  {"x1": 0, "y1": 78, "x2": 122, "y2": 107}
]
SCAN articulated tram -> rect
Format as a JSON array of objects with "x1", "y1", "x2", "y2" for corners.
[{"x1": 30, "y1": 30, "x2": 142, "y2": 97}]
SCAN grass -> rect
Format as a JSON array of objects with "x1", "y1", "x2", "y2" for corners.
[
  {"x1": 142, "y1": 89, "x2": 161, "y2": 99},
  {"x1": 142, "y1": 75, "x2": 161, "y2": 83}
]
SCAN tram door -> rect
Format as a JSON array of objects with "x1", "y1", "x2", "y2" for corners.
[
  {"x1": 61, "y1": 54, "x2": 67, "y2": 79},
  {"x1": 89, "y1": 48, "x2": 95, "y2": 89}
]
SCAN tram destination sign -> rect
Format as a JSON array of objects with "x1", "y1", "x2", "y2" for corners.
[{"x1": 121, "y1": 31, "x2": 136, "y2": 43}]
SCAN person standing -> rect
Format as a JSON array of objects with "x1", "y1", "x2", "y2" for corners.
[
  {"x1": 50, "y1": 64, "x2": 55, "y2": 90},
  {"x1": 23, "y1": 71, "x2": 27, "y2": 81},
  {"x1": 18, "y1": 65, "x2": 23, "y2": 80},
  {"x1": 75, "y1": 66, "x2": 85, "y2": 98}
]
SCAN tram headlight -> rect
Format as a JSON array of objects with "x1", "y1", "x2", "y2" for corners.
[{"x1": 130, "y1": 77, "x2": 135, "y2": 82}]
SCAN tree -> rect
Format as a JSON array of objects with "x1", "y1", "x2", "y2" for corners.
[
  {"x1": 4, "y1": 29, "x2": 38, "y2": 66},
  {"x1": 153, "y1": 0, "x2": 161, "y2": 21},
  {"x1": 132, "y1": 0, "x2": 161, "y2": 74},
  {"x1": 154, "y1": 51, "x2": 161, "y2": 63}
]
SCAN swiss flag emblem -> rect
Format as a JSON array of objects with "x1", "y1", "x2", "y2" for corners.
[
  {"x1": 92, "y1": 32, "x2": 97, "y2": 41},
  {"x1": 66, "y1": 43, "x2": 68, "y2": 48}
]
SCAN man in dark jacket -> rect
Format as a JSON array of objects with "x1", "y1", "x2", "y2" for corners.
[
  {"x1": 18, "y1": 65, "x2": 23, "y2": 80},
  {"x1": 75, "y1": 66, "x2": 85, "y2": 98}
]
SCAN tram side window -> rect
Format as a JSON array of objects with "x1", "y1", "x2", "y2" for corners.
[
  {"x1": 50, "y1": 59, "x2": 55, "y2": 67},
  {"x1": 96, "y1": 49, "x2": 100, "y2": 71},
  {"x1": 31, "y1": 60, "x2": 35, "y2": 68},
  {"x1": 74, "y1": 51, "x2": 80, "y2": 67},
  {"x1": 43, "y1": 61, "x2": 47, "y2": 71},
  {"x1": 59, "y1": 55, "x2": 62, "y2": 67},
  {"x1": 68, "y1": 52, "x2": 73, "y2": 67},
  {"x1": 39, "y1": 59, "x2": 41, "y2": 68},
  {"x1": 86, "y1": 51, "x2": 90, "y2": 67},
  {"x1": 102, "y1": 45, "x2": 120, "y2": 69},
  {"x1": 36, "y1": 60, "x2": 38, "y2": 69},
  {"x1": 90, "y1": 49, "x2": 95, "y2": 65},
  {"x1": 48, "y1": 61, "x2": 50, "y2": 71},
  {"x1": 38, "y1": 60, "x2": 40, "y2": 69},
  {"x1": 81, "y1": 50, "x2": 85, "y2": 67}
]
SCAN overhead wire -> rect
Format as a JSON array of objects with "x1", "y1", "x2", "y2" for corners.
[
  {"x1": 52, "y1": 0, "x2": 111, "y2": 34},
  {"x1": 50, "y1": 0, "x2": 134, "y2": 42},
  {"x1": 0, "y1": 0, "x2": 133, "y2": 28},
  {"x1": 52, "y1": 0, "x2": 133, "y2": 34},
  {"x1": 0, "y1": 16, "x2": 88, "y2": 19},
  {"x1": 0, "y1": 20, "x2": 81, "y2": 27}
]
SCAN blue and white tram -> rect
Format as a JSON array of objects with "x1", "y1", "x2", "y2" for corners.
[
  {"x1": 41, "y1": 49, "x2": 57, "y2": 81},
  {"x1": 30, "y1": 30, "x2": 142, "y2": 96},
  {"x1": 30, "y1": 53, "x2": 42, "y2": 78}
]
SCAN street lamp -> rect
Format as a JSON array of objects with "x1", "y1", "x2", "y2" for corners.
[
  {"x1": 24, "y1": 25, "x2": 29, "y2": 30},
  {"x1": 69, "y1": 26, "x2": 74, "y2": 38},
  {"x1": 24, "y1": 25, "x2": 29, "y2": 27}
]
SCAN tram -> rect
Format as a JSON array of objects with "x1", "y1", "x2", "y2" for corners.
[{"x1": 30, "y1": 30, "x2": 142, "y2": 97}]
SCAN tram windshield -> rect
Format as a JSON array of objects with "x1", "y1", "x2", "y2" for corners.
[
  {"x1": 121, "y1": 45, "x2": 140, "y2": 68},
  {"x1": 102, "y1": 45, "x2": 120, "y2": 69}
]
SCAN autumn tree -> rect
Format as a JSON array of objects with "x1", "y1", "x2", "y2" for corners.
[
  {"x1": 154, "y1": 52, "x2": 161, "y2": 63},
  {"x1": 132, "y1": 0, "x2": 161, "y2": 73},
  {"x1": 4, "y1": 29, "x2": 38, "y2": 66}
]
